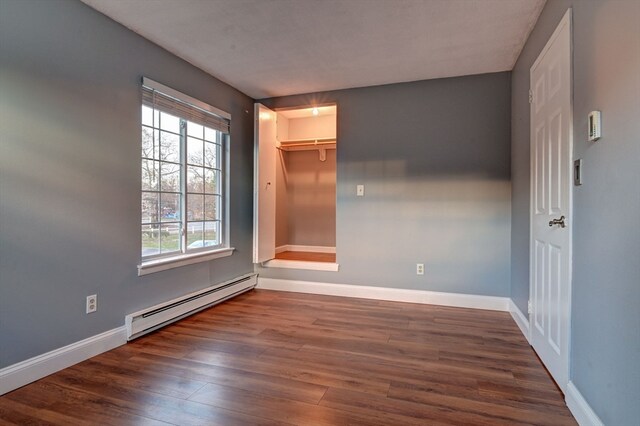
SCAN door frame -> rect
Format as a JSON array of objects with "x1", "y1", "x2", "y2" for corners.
[
  {"x1": 253, "y1": 102, "x2": 341, "y2": 271},
  {"x1": 528, "y1": 8, "x2": 574, "y2": 391},
  {"x1": 253, "y1": 103, "x2": 277, "y2": 263}
]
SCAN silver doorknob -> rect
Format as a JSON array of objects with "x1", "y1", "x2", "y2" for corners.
[{"x1": 548, "y1": 215, "x2": 566, "y2": 228}]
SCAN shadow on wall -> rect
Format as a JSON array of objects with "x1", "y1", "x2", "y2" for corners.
[{"x1": 270, "y1": 158, "x2": 512, "y2": 296}]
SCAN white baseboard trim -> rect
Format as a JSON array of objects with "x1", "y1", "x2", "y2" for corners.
[
  {"x1": 566, "y1": 381, "x2": 604, "y2": 426},
  {"x1": 509, "y1": 299, "x2": 531, "y2": 344},
  {"x1": 275, "y1": 245, "x2": 336, "y2": 254},
  {"x1": 0, "y1": 326, "x2": 127, "y2": 396},
  {"x1": 257, "y1": 277, "x2": 509, "y2": 311}
]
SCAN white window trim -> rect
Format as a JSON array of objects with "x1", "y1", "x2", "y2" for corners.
[
  {"x1": 138, "y1": 247, "x2": 235, "y2": 276},
  {"x1": 140, "y1": 77, "x2": 232, "y2": 270}
]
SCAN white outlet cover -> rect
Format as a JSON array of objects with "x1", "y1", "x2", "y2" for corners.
[{"x1": 86, "y1": 294, "x2": 97, "y2": 314}]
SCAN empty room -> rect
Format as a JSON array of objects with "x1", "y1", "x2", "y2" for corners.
[{"x1": 0, "y1": 0, "x2": 638, "y2": 425}]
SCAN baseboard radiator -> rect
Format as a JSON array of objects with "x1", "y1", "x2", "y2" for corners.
[{"x1": 125, "y1": 273, "x2": 257, "y2": 340}]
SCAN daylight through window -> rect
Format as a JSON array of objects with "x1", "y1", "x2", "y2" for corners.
[{"x1": 141, "y1": 80, "x2": 229, "y2": 261}]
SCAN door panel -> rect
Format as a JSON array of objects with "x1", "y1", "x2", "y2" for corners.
[
  {"x1": 253, "y1": 103, "x2": 277, "y2": 263},
  {"x1": 529, "y1": 10, "x2": 572, "y2": 392},
  {"x1": 533, "y1": 239, "x2": 545, "y2": 335},
  {"x1": 548, "y1": 243, "x2": 562, "y2": 354},
  {"x1": 549, "y1": 110, "x2": 563, "y2": 214},
  {"x1": 534, "y1": 123, "x2": 546, "y2": 214}
]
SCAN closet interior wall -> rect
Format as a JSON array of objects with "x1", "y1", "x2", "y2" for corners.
[{"x1": 275, "y1": 110, "x2": 337, "y2": 250}]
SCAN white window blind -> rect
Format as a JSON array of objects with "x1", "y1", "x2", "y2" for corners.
[{"x1": 141, "y1": 78, "x2": 230, "y2": 134}]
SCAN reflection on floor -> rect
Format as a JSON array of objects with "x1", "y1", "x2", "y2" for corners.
[
  {"x1": 0, "y1": 290, "x2": 577, "y2": 425},
  {"x1": 274, "y1": 251, "x2": 336, "y2": 263}
]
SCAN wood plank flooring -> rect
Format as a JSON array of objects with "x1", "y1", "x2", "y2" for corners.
[
  {"x1": 0, "y1": 290, "x2": 577, "y2": 425},
  {"x1": 274, "y1": 251, "x2": 336, "y2": 263}
]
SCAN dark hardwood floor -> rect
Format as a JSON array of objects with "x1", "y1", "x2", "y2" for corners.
[{"x1": 0, "y1": 290, "x2": 576, "y2": 425}]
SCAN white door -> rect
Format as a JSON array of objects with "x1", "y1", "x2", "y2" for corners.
[
  {"x1": 529, "y1": 10, "x2": 572, "y2": 392},
  {"x1": 253, "y1": 103, "x2": 277, "y2": 263}
]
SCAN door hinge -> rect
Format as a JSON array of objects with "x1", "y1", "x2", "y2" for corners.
[
  {"x1": 528, "y1": 90, "x2": 533, "y2": 104},
  {"x1": 527, "y1": 300, "x2": 533, "y2": 315}
]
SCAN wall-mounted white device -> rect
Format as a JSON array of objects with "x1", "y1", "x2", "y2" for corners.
[{"x1": 588, "y1": 110, "x2": 601, "y2": 141}]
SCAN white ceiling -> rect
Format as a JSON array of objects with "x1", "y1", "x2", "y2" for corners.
[{"x1": 82, "y1": 0, "x2": 545, "y2": 99}]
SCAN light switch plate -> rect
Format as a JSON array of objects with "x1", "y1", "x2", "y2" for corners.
[
  {"x1": 588, "y1": 110, "x2": 601, "y2": 141},
  {"x1": 574, "y1": 159, "x2": 583, "y2": 186},
  {"x1": 356, "y1": 185, "x2": 364, "y2": 196}
]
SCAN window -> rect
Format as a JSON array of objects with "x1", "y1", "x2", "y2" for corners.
[{"x1": 139, "y1": 78, "x2": 232, "y2": 273}]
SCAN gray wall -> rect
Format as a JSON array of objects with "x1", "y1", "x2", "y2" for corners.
[
  {"x1": 0, "y1": 0, "x2": 255, "y2": 368},
  {"x1": 259, "y1": 72, "x2": 512, "y2": 297},
  {"x1": 511, "y1": 1, "x2": 640, "y2": 424},
  {"x1": 5, "y1": 2, "x2": 635, "y2": 422},
  {"x1": 283, "y1": 150, "x2": 336, "y2": 247}
]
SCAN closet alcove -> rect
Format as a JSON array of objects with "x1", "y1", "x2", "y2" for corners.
[{"x1": 254, "y1": 104, "x2": 338, "y2": 271}]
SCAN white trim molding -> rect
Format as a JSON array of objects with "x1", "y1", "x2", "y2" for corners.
[
  {"x1": 566, "y1": 381, "x2": 604, "y2": 426},
  {"x1": 509, "y1": 299, "x2": 531, "y2": 344},
  {"x1": 257, "y1": 278, "x2": 509, "y2": 311},
  {"x1": 0, "y1": 326, "x2": 127, "y2": 396},
  {"x1": 262, "y1": 260, "x2": 339, "y2": 272},
  {"x1": 275, "y1": 245, "x2": 336, "y2": 254},
  {"x1": 138, "y1": 247, "x2": 234, "y2": 276}
]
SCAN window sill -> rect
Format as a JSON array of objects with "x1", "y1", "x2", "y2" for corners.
[
  {"x1": 138, "y1": 247, "x2": 234, "y2": 276},
  {"x1": 261, "y1": 259, "x2": 339, "y2": 272}
]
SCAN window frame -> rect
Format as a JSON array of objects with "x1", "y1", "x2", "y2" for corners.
[{"x1": 138, "y1": 78, "x2": 233, "y2": 276}]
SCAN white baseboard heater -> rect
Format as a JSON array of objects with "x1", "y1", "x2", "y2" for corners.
[{"x1": 125, "y1": 273, "x2": 257, "y2": 340}]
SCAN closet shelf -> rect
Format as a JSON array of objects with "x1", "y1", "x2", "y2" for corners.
[
  {"x1": 277, "y1": 138, "x2": 336, "y2": 161},
  {"x1": 277, "y1": 138, "x2": 336, "y2": 152}
]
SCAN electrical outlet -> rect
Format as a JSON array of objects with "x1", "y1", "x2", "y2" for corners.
[
  {"x1": 416, "y1": 263, "x2": 424, "y2": 275},
  {"x1": 86, "y1": 294, "x2": 97, "y2": 314}
]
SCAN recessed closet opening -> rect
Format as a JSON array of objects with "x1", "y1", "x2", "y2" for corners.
[{"x1": 254, "y1": 103, "x2": 338, "y2": 271}]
